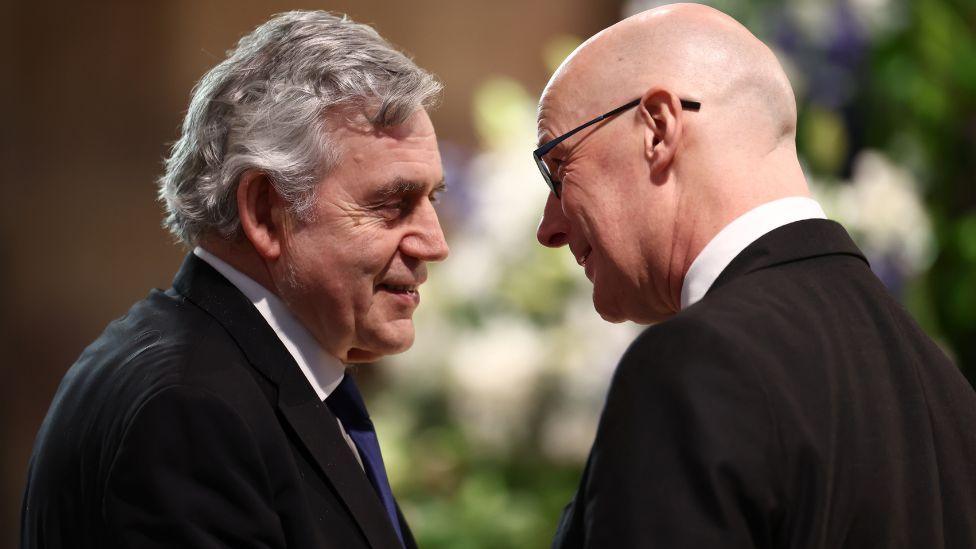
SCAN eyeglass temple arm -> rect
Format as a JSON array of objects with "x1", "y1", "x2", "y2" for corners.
[
  {"x1": 535, "y1": 98, "x2": 700, "y2": 157},
  {"x1": 535, "y1": 99, "x2": 640, "y2": 157}
]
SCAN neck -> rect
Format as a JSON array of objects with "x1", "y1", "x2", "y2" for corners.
[
  {"x1": 667, "y1": 145, "x2": 810, "y2": 308},
  {"x1": 197, "y1": 236, "x2": 279, "y2": 298},
  {"x1": 198, "y1": 236, "x2": 359, "y2": 363}
]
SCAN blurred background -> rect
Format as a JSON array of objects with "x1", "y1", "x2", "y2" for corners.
[{"x1": 1, "y1": 0, "x2": 973, "y2": 546}]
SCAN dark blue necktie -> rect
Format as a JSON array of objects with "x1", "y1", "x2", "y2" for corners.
[{"x1": 326, "y1": 374, "x2": 404, "y2": 546}]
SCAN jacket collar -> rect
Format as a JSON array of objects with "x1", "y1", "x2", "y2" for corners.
[
  {"x1": 681, "y1": 197, "x2": 827, "y2": 309},
  {"x1": 171, "y1": 254, "x2": 406, "y2": 549},
  {"x1": 707, "y1": 218, "x2": 869, "y2": 299}
]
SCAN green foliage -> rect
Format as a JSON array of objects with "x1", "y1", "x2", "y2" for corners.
[
  {"x1": 400, "y1": 454, "x2": 579, "y2": 549},
  {"x1": 864, "y1": 0, "x2": 976, "y2": 372},
  {"x1": 800, "y1": 106, "x2": 849, "y2": 175}
]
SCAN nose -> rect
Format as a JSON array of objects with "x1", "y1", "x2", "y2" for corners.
[
  {"x1": 536, "y1": 191, "x2": 569, "y2": 248},
  {"x1": 401, "y1": 200, "x2": 450, "y2": 262}
]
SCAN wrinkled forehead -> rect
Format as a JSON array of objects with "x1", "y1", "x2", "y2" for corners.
[{"x1": 536, "y1": 70, "x2": 599, "y2": 145}]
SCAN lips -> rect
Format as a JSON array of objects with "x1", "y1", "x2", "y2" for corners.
[
  {"x1": 376, "y1": 282, "x2": 422, "y2": 307},
  {"x1": 377, "y1": 283, "x2": 418, "y2": 293},
  {"x1": 575, "y1": 247, "x2": 591, "y2": 267}
]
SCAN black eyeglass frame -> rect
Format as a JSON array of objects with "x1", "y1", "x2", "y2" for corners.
[{"x1": 533, "y1": 97, "x2": 701, "y2": 198}]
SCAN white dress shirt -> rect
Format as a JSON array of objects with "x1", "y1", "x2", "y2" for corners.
[
  {"x1": 193, "y1": 247, "x2": 363, "y2": 466},
  {"x1": 680, "y1": 197, "x2": 827, "y2": 310}
]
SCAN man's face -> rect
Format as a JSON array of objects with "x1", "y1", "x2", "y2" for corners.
[
  {"x1": 536, "y1": 92, "x2": 677, "y2": 324},
  {"x1": 276, "y1": 110, "x2": 449, "y2": 362}
]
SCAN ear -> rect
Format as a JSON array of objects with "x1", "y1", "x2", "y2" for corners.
[
  {"x1": 638, "y1": 88, "x2": 684, "y2": 177},
  {"x1": 236, "y1": 170, "x2": 285, "y2": 261}
]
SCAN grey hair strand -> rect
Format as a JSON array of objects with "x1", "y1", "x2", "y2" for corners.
[{"x1": 157, "y1": 10, "x2": 443, "y2": 245}]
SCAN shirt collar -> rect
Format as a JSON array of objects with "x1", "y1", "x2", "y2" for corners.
[
  {"x1": 193, "y1": 247, "x2": 345, "y2": 401},
  {"x1": 680, "y1": 196, "x2": 827, "y2": 310}
]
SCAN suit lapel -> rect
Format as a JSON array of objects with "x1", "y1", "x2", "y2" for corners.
[
  {"x1": 708, "y1": 219, "x2": 868, "y2": 298},
  {"x1": 277, "y1": 378, "x2": 405, "y2": 549},
  {"x1": 395, "y1": 502, "x2": 418, "y2": 549},
  {"x1": 172, "y1": 254, "x2": 403, "y2": 548},
  {"x1": 551, "y1": 453, "x2": 592, "y2": 549}
]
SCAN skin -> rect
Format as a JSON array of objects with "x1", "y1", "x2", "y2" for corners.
[
  {"x1": 202, "y1": 109, "x2": 449, "y2": 363},
  {"x1": 536, "y1": 3, "x2": 812, "y2": 324}
]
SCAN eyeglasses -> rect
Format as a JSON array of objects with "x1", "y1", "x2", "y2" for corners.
[{"x1": 533, "y1": 97, "x2": 701, "y2": 198}]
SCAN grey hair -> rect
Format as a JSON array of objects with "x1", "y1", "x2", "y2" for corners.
[{"x1": 158, "y1": 11, "x2": 443, "y2": 245}]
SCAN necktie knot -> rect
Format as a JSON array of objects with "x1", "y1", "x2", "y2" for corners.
[{"x1": 327, "y1": 374, "x2": 373, "y2": 430}]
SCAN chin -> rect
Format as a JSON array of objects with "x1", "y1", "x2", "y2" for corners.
[
  {"x1": 596, "y1": 299, "x2": 671, "y2": 325},
  {"x1": 592, "y1": 295, "x2": 628, "y2": 324},
  {"x1": 596, "y1": 309, "x2": 629, "y2": 324},
  {"x1": 592, "y1": 273, "x2": 670, "y2": 324},
  {"x1": 592, "y1": 279, "x2": 631, "y2": 323},
  {"x1": 347, "y1": 319, "x2": 415, "y2": 363}
]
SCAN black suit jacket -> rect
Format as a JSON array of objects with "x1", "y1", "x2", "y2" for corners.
[
  {"x1": 553, "y1": 219, "x2": 976, "y2": 548},
  {"x1": 21, "y1": 254, "x2": 415, "y2": 549}
]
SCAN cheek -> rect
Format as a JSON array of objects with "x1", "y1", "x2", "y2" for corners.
[
  {"x1": 316, "y1": 223, "x2": 399, "y2": 270},
  {"x1": 358, "y1": 229, "x2": 404, "y2": 270},
  {"x1": 582, "y1": 203, "x2": 631, "y2": 251},
  {"x1": 282, "y1": 228, "x2": 361, "y2": 298},
  {"x1": 343, "y1": 231, "x2": 408, "y2": 308}
]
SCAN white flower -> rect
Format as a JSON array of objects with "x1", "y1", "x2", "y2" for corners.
[
  {"x1": 446, "y1": 317, "x2": 547, "y2": 451},
  {"x1": 849, "y1": 0, "x2": 906, "y2": 37},
  {"x1": 435, "y1": 232, "x2": 502, "y2": 300},
  {"x1": 466, "y1": 148, "x2": 550, "y2": 256},
  {"x1": 812, "y1": 149, "x2": 935, "y2": 276}
]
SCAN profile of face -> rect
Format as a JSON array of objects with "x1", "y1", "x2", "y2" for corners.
[
  {"x1": 536, "y1": 93, "x2": 681, "y2": 324},
  {"x1": 276, "y1": 110, "x2": 449, "y2": 363}
]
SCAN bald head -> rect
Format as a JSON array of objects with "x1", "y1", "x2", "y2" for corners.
[
  {"x1": 535, "y1": 3, "x2": 812, "y2": 323},
  {"x1": 541, "y1": 3, "x2": 797, "y2": 153}
]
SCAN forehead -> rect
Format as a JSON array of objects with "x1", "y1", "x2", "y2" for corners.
[
  {"x1": 536, "y1": 62, "x2": 610, "y2": 147},
  {"x1": 536, "y1": 29, "x2": 636, "y2": 146},
  {"x1": 537, "y1": 85, "x2": 583, "y2": 145},
  {"x1": 339, "y1": 111, "x2": 440, "y2": 167},
  {"x1": 323, "y1": 110, "x2": 443, "y2": 193}
]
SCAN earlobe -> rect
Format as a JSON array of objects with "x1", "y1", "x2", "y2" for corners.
[
  {"x1": 236, "y1": 170, "x2": 282, "y2": 260},
  {"x1": 639, "y1": 88, "x2": 683, "y2": 177}
]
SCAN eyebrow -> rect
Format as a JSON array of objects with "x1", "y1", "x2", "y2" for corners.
[{"x1": 376, "y1": 177, "x2": 446, "y2": 200}]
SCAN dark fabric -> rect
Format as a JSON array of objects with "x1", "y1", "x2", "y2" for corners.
[
  {"x1": 552, "y1": 219, "x2": 976, "y2": 549},
  {"x1": 21, "y1": 254, "x2": 416, "y2": 549},
  {"x1": 327, "y1": 375, "x2": 405, "y2": 546}
]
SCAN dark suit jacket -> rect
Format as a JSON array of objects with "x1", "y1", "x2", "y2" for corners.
[
  {"x1": 21, "y1": 254, "x2": 414, "y2": 549},
  {"x1": 553, "y1": 219, "x2": 976, "y2": 548}
]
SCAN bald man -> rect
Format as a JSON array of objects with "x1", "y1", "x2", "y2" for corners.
[{"x1": 534, "y1": 4, "x2": 976, "y2": 548}]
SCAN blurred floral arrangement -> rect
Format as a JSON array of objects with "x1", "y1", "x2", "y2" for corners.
[{"x1": 369, "y1": 0, "x2": 976, "y2": 547}]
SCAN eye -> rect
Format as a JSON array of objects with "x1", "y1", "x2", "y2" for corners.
[
  {"x1": 373, "y1": 200, "x2": 409, "y2": 219},
  {"x1": 429, "y1": 184, "x2": 447, "y2": 204},
  {"x1": 554, "y1": 161, "x2": 569, "y2": 183}
]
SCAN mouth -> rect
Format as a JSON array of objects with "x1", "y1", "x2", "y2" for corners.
[
  {"x1": 376, "y1": 281, "x2": 422, "y2": 307},
  {"x1": 377, "y1": 283, "x2": 418, "y2": 295},
  {"x1": 376, "y1": 263, "x2": 428, "y2": 307},
  {"x1": 576, "y1": 248, "x2": 591, "y2": 267}
]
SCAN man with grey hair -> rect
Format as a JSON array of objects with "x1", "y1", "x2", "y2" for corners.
[{"x1": 22, "y1": 11, "x2": 446, "y2": 549}]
